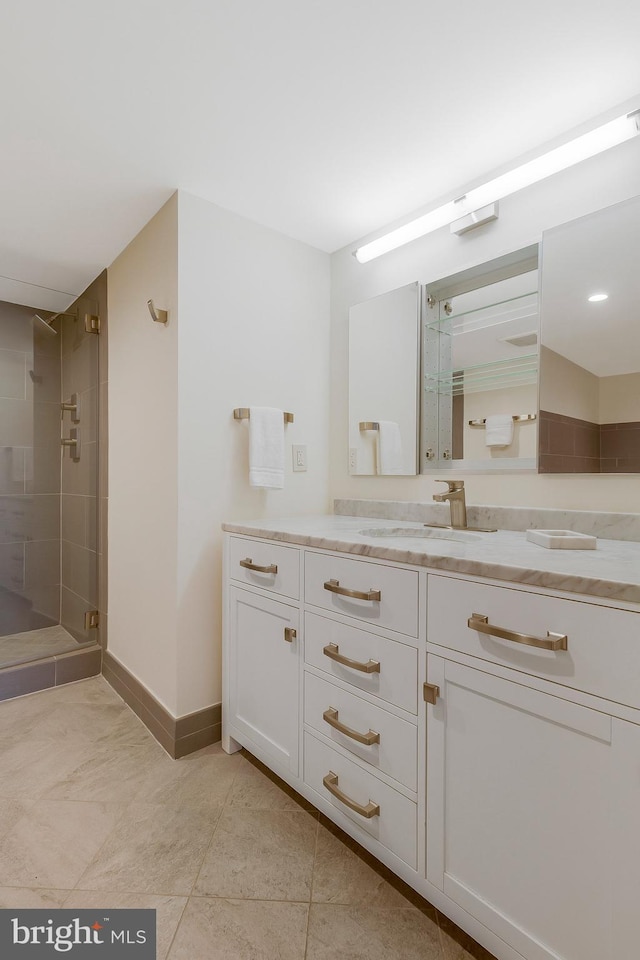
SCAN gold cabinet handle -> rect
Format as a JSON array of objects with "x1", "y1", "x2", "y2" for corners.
[
  {"x1": 240, "y1": 557, "x2": 278, "y2": 574},
  {"x1": 323, "y1": 579, "x2": 381, "y2": 602},
  {"x1": 467, "y1": 613, "x2": 568, "y2": 651},
  {"x1": 284, "y1": 627, "x2": 297, "y2": 643},
  {"x1": 323, "y1": 642, "x2": 380, "y2": 674},
  {"x1": 322, "y1": 771, "x2": 380, "y2": 819},
  {"x1": 322, "y1": 707, "x2": 380, "y2": 745}
]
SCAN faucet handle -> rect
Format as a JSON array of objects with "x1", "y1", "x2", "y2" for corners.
[{"x1": 435, "y1": 480, "x2": 465, "y2": 493}]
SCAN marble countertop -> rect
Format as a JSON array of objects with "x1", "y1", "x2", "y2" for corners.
[{"x1": 222, "y1": 514, "x2": 640, "y2": 606}]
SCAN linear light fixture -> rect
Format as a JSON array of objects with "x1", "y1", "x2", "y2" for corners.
[{"x1": 355, "y1": 110, "x2": 640, "y2": 263}]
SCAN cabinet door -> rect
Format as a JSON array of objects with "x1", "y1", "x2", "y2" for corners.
[
  {"x1": 228, "y1": 587, "x2": 299, "y2": 776},
  {"x1": 426, "y1": 655, "x2": 640, "y2": 960}
]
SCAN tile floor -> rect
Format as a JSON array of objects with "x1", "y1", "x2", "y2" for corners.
[
  {"x1": 0, "y1": 676, "x2": 496, "y2": 960},
  {"x1": 0, "y1": 624, "x2": 86, "y2": 669}
]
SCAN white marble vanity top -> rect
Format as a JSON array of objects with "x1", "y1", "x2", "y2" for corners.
[{"x1": 222, "y1": 513, "x2": 640, "y2": 606}]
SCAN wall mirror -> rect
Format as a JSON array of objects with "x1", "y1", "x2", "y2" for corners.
[
  {"x1": 538, "y1": 194, "x2": 640, "y2": 473},
  {"x1": 420, "y1": 247, "x2": 539, "y2": 472},
  {"x1": 348, "y1": 282, "x2": 420, "y2": 475}
]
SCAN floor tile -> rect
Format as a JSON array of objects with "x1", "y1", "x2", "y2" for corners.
[
  {"x1": 44, "y1": 741, "x2": 172, "y2": 803},
  {"x1": 167, "y1": 897, "x2": 309, "y2": 960},
  {"x1": 312, "y1": 818, "x2": 418, "y2": 908},
  {"x1": 0, "y1": 739, "x2": 96, "y2": 799},
  {"x1": 138, "y1": 751, "x2": 243, "y2": 808},
  {"x1": 0, "y1": 799, "x2": 34, "y2": 840},
  {"x1": 25, "y1": 701, "x2": 152, "y2": 747},
  {"x1": 438, "y1": 913, "x2": 497, "y2": 960},
  {"x1": 64, "y1": 890, "x2": 188, "y2": 960},
  {"x1": 48, "y1": 677, "x2": 122, "y2": 705},
  {"x1": 76, "y1": 802, "x2": 221, "y2": 896},
  {"x1": 194, "y1": 807, "x2": 317, "y2": 901},
  {"x1": 225, "y1": 756, "x2": 314, "y2": 811},
  {"x1": 0, "y1": 799, "x2": 123, "y2": 888},
  {"x1": 0, "y1": 887, "x2": 69, "y2": 908},
  {"x1": 306, "y1": 903, "x2": 444, "y2": 960}
]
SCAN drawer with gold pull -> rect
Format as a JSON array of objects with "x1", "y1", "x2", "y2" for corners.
[
  {"x1": 229, "y1": 536, "x2": 300, "y2": 600},
  {"x1": 428, "y1": 574, "x2": 640, "y2": 707},
  {"x1": 303, "y1": 731, "x2": 417, "y2": 869},
  {"x1": 304, "y1": 612, "x2": 418, "y2": 714},
  {"x1": 304, "y1": 550, "x2": 419, "y2": 637},
  {"x1": 304, "y1": 671, "x2": 417, "y2": 791}
]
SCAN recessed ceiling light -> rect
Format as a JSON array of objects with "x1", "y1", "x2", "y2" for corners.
[{"x1": 588, "y1": 293, "x2": 609, "y2": 302}]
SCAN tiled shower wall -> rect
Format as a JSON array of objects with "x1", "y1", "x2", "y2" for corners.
[
  {"x1": 539, "y1": 409, "x2": 640, "y2": 473},
  {"x1": 0, "y1": 300, "x2": 61, "y2": 634}
]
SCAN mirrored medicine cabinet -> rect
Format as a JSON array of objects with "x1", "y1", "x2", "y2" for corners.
[
  {"x1": 347, "y1": 191, "x2": 640, "y2": 476},
  {"x1": 538, "y1": 194, "x2": 640, "y2": 473}
]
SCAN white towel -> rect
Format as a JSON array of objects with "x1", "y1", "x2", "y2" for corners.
[
  {"x1": 377, "y1": 421, "x2": 404, "y2": 474},
  {"x1": 485, "y1": 414, "x2": 514, "y2": 448},
  {"x1": 249, "y1": 407, "x2": 285, "y2": 488}
]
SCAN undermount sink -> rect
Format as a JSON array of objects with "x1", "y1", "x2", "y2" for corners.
[{"x1": 358, "y1": 526, "x2": 482, "y2": 543}]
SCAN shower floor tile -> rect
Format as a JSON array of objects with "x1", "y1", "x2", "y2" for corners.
[{"x1": 0, "y1": 624, "x2": 86, "y2": 669}]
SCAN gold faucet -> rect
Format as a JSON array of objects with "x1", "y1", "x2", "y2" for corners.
[
  {"x1": 427, "y1": 480, "x2": 497, "y2": 532},
  {"x1": 432, "y1": 480, "x2": 468, "y2": 528}
]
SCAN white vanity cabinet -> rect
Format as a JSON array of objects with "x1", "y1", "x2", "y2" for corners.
[
  {"x1": 223, "y1": 527, "x2": 640, "y2": 960},
  {"x1": 224, "y1": 538, "x2": 302, "y2": 777},
  {"x1": 426, "y1": 573, "x2": 640, "y2": 960},
  {"x1": 301, "y1": 549, "x2": 423, "y2": 872}
]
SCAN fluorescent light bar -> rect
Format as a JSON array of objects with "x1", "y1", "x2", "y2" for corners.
[{"x1": 355, "y1": 111, "x2": 640, "y2": 263}]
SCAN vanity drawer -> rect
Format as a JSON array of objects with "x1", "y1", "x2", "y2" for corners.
[
  {"x1": 428, "y1": 574, "x2": 640, "y2": 709},
  {"x1": 304, "y1": 551, "x2": 419, "y2": 637},
  {"x1": 304, "y1": 731, "x2": 417, "y2": 869},
  {"x1": 304, "y1": 612, "x2": 418, "y2": 714},
  {"x1": 229, "y1": 536, "x2": 300, "y2": 600},
  {"x1": 304, "y1": 672, "x2": 417, "y2": 792}
]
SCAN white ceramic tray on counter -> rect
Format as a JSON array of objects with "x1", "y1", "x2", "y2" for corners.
[{"x1": 526, "y1": 529, "x2": 597, "y2": 549}]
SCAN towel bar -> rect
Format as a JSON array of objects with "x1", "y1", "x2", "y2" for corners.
[
  {"x1": 234, "y1": 408, "x2": 294, "y2": 423},
  {"x1": 468, "y1": 414, "x2": 537, "y2": 426},
  {"x1": 359, "y1": 421, "x2": 380, "y2": 431}
]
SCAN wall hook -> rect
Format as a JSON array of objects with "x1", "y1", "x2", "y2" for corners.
[{"x1": 147, "y1": 299, "x2": 168, "y2": 324}]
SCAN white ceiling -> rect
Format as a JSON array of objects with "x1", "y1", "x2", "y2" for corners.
[{"x1": 1, "y1": 0, "x2": 640, "y2": 306}]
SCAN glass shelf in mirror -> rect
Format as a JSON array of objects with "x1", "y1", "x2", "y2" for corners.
[{"x1": 421, "y1": 253, "x2": 539, "y2": 471}]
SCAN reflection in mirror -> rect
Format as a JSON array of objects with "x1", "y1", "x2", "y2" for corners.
[
  {"x1": 421, "y1": 249, "x2": 539, "y2": 472},
  {"x1": 539, "y1": 195, "x2": 640, "y2": 473},
  {"x1": 348, "y1": 282, "x2": 419, "y2": 475}
]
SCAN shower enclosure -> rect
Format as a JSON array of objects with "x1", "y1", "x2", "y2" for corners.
[{"x1": 0, "y1": 281, "x2": 104, "y2": 681}]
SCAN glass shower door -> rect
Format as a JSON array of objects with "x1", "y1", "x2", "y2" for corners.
[{"x1": 0, "y1": 293, "x2": 100, "y2": 667}]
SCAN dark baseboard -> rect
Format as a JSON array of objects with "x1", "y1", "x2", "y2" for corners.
[
  {"x1": 0, "y1": 644, "x2": 101, "y2": 703},
  {"x1": 102, "y1": 651, "x2": 221, "y2": 758}
]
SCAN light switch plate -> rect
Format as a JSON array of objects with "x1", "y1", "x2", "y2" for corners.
[{"x1": 292, "y1": 444, "x2": 307, "y2": 472}]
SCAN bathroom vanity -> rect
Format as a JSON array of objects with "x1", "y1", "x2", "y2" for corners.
[{"x1": 222, "y1": 508, "x2": 640, "y2": 960}]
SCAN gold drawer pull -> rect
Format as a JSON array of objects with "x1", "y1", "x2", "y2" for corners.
[
  {"x1": 323, "y1": 642, "x2": 380, "y2": 674},
  {"x1": 323, "y1": 707, "x2": 380, "y2": 745},
  {"x1": 240, "y1": 557, "x2": 278, "y2": 574},
  {"x1": 468, "y1": 613, "x2": 568, "y2": 651},
  {"x1": 322, "y1": 771, "x2": 380, "y2": 819},
  {"x1": 323, "y1": 579, "x2": 381, "y2": 602},
  {"x1": 284, "y1": 627, "x2": 297, "y2": 643}
]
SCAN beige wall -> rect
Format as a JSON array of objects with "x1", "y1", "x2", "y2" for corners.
[
  {"x1": 539, "y1": 347, "x2": 599, "y2": 423},
  {"x1": 330, "y1": 135, "x2": 640, "y2": 510},
  {"x1": 176, "y1": 192, "x2": 331, "y2": 715},
  {"x1": 599, "y1": 373, "x2": 640, "y2": 423},
  {"x1": 108, "y1": 191, "x2": 331, "y2": 718},
  {"x1": 108, "y1": 195, "x2": 180, "y2": 715}
]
